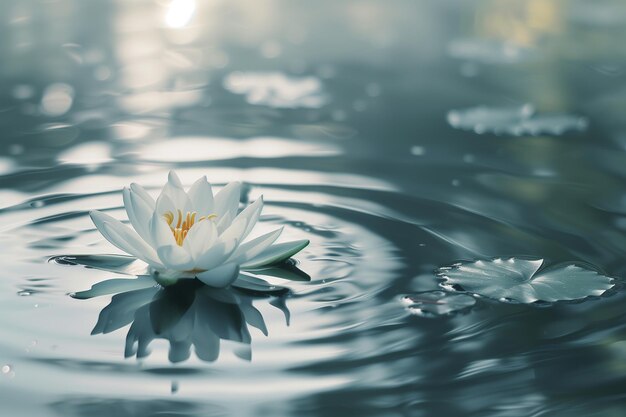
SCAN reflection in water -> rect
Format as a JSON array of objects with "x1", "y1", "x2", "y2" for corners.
[{"x1": 91, "y1": 279, "x2": 287, "y2": 363}]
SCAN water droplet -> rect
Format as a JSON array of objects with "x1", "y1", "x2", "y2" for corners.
[
  {"x1": 171, "y1": 380, "x2": 179, "y2": 394},
  {"x1": 451, "y1": 179, "x2": 461, "y2": 187},
  {"x1": 40, "y1": 83, "x2": 74, "y2": 117},
  {"x1": 411, "y1": 146, "x2": 425, "y2": 156},
  {"x1": 17, "y1": 290, "x2": 32, "y2": 297},
  {"x1": 2, "y1": 365, "x2": 11, "y2": 374},
  {"x1": 31, "y1": 200, "x2": 44, "y2": 208}
]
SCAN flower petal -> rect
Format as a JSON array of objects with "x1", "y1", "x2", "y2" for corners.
[
  {"x1": 157, "y1": 245, "x2": 195, "y2": 271},
  {"x1": 129, "y1": 182, "x2": 155, "y2": 210},
  {"x1": 234, "y1": 196, "x2": 264, "y2": 241},
  {"x1": 188, "y1": 175, "x2": 215, "y2": 215},
  {"x1": 228, "y1": 227, "x2": 283, "y2": 264},
  {"x1": 241, "y1": 239, "x2": 309, "y2": 269},
  {"x1": 196, "y1": 262, "x2": 239, "y2": 288},
  {"x1": 216, "y1": 210, "x2": 234, "y2": 235},
  {"x1": 90, "y1": 210, "x2": 163, "y2": 268},
  {"x1": 154, "y1": 193, "x2": 178, "y2": 223},
  {"x1": 159, "y1": 170, "x2": 192, "y2": 214},
  {"x1": 214, "y1": 182, "x2": 241, "y2": 222},
  {"x1": 123, "y1": 187, "x2": 154, "y2": 246},
  {"x1": 149, "y1": 210, "x2": 178, "y2": 248},
  {"x1": 195, "y1": 217, "x2": 247, "y2": 271},
  {"x1": 183, "y1": 218, "x2": 217, "y2": 262}
]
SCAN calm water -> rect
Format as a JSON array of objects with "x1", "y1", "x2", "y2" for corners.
[{"x1": 1, "y1": 0, "x2": 626, "y2": 416}]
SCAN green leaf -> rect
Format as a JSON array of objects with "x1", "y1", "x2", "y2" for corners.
[{"x1": 437, "y1": 258, "x2": 615, "y2": 303}]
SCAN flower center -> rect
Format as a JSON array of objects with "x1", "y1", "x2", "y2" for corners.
[{"x1": 163, "y1": 209, "x2": 217, "y2": 246}]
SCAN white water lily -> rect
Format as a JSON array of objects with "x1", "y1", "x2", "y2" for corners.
[{"x1": 89, "y1": 171, "x2": 309, "y2": 287}]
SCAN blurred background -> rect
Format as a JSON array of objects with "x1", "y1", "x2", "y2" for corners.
[{"x1": 2, "y1": 1, "x2": 626, "y2": 416}]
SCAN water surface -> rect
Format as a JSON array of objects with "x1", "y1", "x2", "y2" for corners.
[{"x1": 1, "y1": 1, "x2": 626, "y2": 416}]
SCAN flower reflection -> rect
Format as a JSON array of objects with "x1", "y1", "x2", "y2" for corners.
[
  {"x1": 89, "y1": 277, "x2": 289, "y2": 363},
  {"x1": 56, "y1": 251, "x2": 307, "y2": 363}
]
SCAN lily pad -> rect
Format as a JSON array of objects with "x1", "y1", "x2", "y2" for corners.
[
  {"x1": 51, "y1": 254, "x2": 148, "y2": 276},
  {"x1": 401, "y1": 291, "x2": 476, "y2": 317},
  {"x1": 437, "y1": 258, "x2": 615, "y2": 303},
  {"x1": 446, "y1": 105, "x2": 588, "y2": 136}
]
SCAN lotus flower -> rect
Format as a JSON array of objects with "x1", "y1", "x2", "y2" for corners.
[{"x1": 89, "y1": 171, "x2": 308, "y2": 287}]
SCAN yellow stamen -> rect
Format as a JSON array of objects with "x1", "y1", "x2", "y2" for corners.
[
  {"x1": 162, "y1": 210, "x2": 218, "y2": 246},
  {"x1": 176, "y1": 209, "x2": 183, "y2": 229}
]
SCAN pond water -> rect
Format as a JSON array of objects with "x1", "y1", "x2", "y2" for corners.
[{"x1": 1, "y1": 0, "x2": 626, "y2": 416}]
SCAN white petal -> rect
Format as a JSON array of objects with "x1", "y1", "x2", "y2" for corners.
[
  {"x1": 155, "y1": 193, "x2": 177, "y2": 221},
  {"x1": 129, "y1": 183, "x2": 155, "y2": 210},
  {"x1": 195, "y1": 217, "x2": 246, "y2": 271},
  {"x1": 188, "y1": 176, "x2": 214, "y2": 215},
  {"x1": 216, "y1": 210, "x2": 233, "y2": 235},
  {"x1": 234, "y1": 196, "x2": 264, "y2": 241},
  {"x1": 156, "y1": 245, "x2": 195, "y2": 271},
  {"x1": 241, "y1": 239, "x2": 309, "y2": 269},
  {"x1": 214, "y1": 182, "x2": 241, "y2": 221},
  {"x1": 90, "y1": 210, "x2": 163, "y2": 268},
  {"x1": 123, "y1": 187, "x2": 153, "y2": 245},
  {"x1": 229, "y1": 227, "x2": 283, "y2": 264},
  {"x1": 149, "y1": 211, "x2": 178, "y2": 248},
  {"x1": 196, "y1": 263, "x2": 239, "y2": 288},
  {"x1": 183, "y1": 219, "x2": 217, "y2": 262},
  {"x1": 159, "y1": 171, "x2": 192, "y2": 213}
]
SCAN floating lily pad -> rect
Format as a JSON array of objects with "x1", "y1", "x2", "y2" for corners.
[
  {"x1": 437, "y1": 258, "x2": 615, "y2": 303},
  {"x1": 51, "y1": 254, "x2": 148, "y2": 276},
  {"x1": 400, "y1": 291, "x2": 476, "y2": 317},
  {"x1": 446, "y1": 105, "x2": 588, "y2": 136}
]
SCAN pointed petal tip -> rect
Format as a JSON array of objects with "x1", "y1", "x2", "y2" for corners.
[{"x1": 168, "y1": 170, "x2": 183, "y2": 186}]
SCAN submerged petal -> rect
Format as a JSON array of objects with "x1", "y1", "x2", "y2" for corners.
[
  {"x1": 90, "y1": 210, "x2": 163, "y2": 268},
  {"x1": 241, "y1": 239, "x2": 309, "y2": 269},
  {"x1": 196, "y1": 262, "x2": 239, "y2": 288}
]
